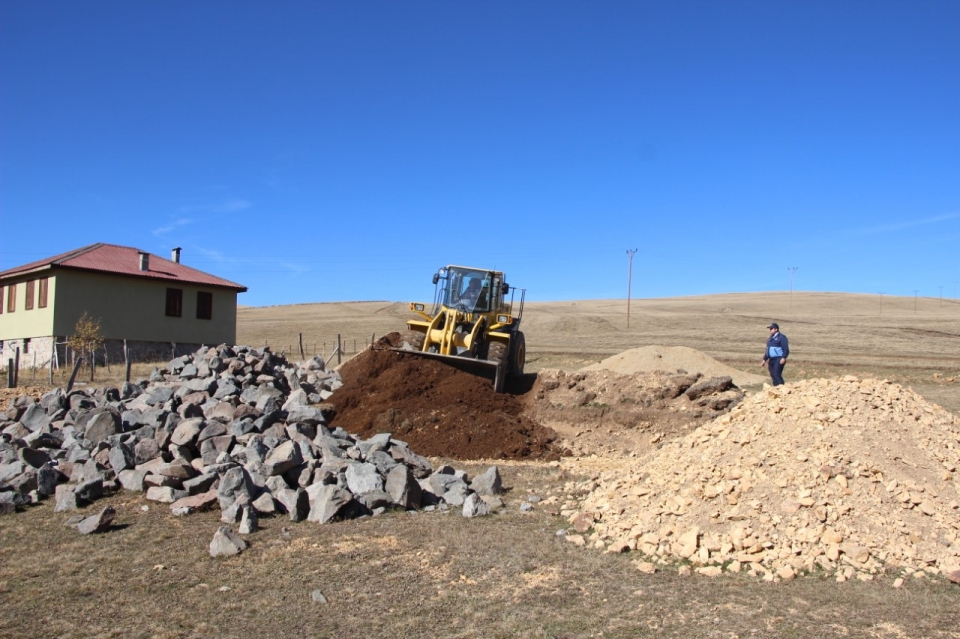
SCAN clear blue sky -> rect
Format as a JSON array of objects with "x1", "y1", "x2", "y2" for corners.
[{"x1": 2, "y1": 2, "x2": 958, "y2": 306}]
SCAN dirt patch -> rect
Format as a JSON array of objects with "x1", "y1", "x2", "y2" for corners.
[
  {"x1": 528, "y1": 368, "x2": 746, "y2": 458},
  {"x1": 0, "y1": 385, "x2": 50, "y2": 407},
  {"x1": 326, "y1": 335, "x2": 564, "y2": 461}
]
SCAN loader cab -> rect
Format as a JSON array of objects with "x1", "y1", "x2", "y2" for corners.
[{"x1": 437, "y1": 266, "x2": 502, "y2": 314}]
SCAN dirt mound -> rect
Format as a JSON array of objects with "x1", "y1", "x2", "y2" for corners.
[
  {"x1": 528, "y1": 368, "x2": 744, "y2": 458},
  {"x1": 326, "y1": 337, "x2": 564, "y2": 461},
  {"x1": 565, "y1": 376, "x2": 960, "y2": 581},
  {"x1": 582, "y1": 345, "x2": 766, "y2": 388}
]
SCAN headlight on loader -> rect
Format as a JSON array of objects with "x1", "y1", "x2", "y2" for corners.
[
  {"x1": 412, "y1": 303, "x2": 425, "y2": 311},
  {"x1": 497, "y1": 314, "x2": 512, "y2": 324}
]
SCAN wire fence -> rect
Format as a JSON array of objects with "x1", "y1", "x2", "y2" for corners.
[{"x1": 2, "y1": 331, "x2": 384, "y2": 389}]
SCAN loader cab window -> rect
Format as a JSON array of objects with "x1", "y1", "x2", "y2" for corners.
[{"x1": 446, "y1": 269, "x2": 492, "y2": 313}]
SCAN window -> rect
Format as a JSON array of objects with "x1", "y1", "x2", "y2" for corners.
[
  {"x1": 23, "y1": 338, "x2": 30, "y2": 354},
  {"x1": 196, "y1": 291, "x2": 213, "y2": 320},
  {"x1": 165, "y1": 288, "x2": 183, "y2": 317},
  {"x1": 6, "y1": 284, "x2": 14, "y2": 313},
  {"x1": 38, "y1": 278, "x2": 48, "y2": 308},
  {"x1": 25, "y1": 280, "x2": 35, "y2": 310}
]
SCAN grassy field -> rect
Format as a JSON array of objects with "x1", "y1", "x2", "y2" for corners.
[
  {"x1": 3, "y1": 292, "x2": 959, "y2": 638},
  {"x1": 234, "y1": 292, "x2": 960, "y2": 413},
  {"x1": 3, "y1": 461, "x2": 960, "y2": 639}
]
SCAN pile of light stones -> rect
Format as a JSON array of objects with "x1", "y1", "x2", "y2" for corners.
[
  {"x1": 0, "y1": 344, "x2": 504, "y2": 547},
  {"x1": 556, "y1": 376, "x2": 960, "y2": 583}
]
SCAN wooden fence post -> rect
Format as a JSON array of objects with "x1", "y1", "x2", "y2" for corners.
[
  {"x1": 124, "y1": 339, "x2": 131, "y2": 384},
  {"x1": 6, "y1": 359, "x2": 13, "y2": 389},
  {"x1": 49, "y1": 343, "x2": 55, "y2": 385},
  {"x1": 67, "y1": 357, "x2": 84, "y2": 393},
  {"x1": 337, "y1": 334, "x2": 342, "y2": 365},
  {"x1": 298, "y1": 333, "x2": 305, "y2": 360},
  {"x1": 14, "y1": 347, "x2": 20, "y2": 388}
]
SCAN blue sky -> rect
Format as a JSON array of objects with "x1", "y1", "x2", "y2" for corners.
[{"x1": 2, "y1": 2, "x2": 958, "y2": 306}]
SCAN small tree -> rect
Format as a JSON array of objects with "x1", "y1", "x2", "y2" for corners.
[{"x1": 67, "y1": 312, "x2": 104, "y2": 381}]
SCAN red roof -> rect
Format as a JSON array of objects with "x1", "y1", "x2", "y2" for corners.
[{"x1": 0, "y1": 243, "x2": 247, "y2": 292}]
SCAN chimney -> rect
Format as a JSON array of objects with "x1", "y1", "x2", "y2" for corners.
[
  {"x1": 171, "y1": 247, "x2": 181, "y2": 264},
  {"x1": 138, "y1": 251, "x2": 150, "y2": 271}
]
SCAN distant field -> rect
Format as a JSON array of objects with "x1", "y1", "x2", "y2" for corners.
[
  {"x1": 3, "y1": 292, "x2": 959, "y2": 639},
  {"x1": 238, "y1": 291, "x2": 960, "y2": 414}
]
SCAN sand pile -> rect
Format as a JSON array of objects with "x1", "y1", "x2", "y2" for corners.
[
  {"x1": 562, "y1": 376, "x2": 960, "y2": 582},
  {"x1": 327, "y1": 336, "x2": 564, "y2": 461},
  {"x1": 582, "y1": 345, "x2": 766, "y2": 388}
]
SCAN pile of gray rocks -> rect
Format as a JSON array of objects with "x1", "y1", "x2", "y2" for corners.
[{"x1": 0, "y1": 345, "x2": 504, "y2": 543}]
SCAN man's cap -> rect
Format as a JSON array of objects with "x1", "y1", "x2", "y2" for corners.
[{"x1": 767, "y1": 322, "x2": 779, "y2": 329}]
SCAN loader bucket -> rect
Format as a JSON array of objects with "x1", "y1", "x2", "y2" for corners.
[{"x1": 389, "y1": 348, "x2": 507, "y2": 392}]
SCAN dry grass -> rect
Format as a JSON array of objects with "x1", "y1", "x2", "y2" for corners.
[
  {"x1": 2, "y1": 462, "x2": 960, "y2": 639},
  {"x1": 3, "y1": 292, "x2": 959, "y2": 637},
  {"x1": 236, "y1": 292, "x2": 960, "y2": 412}
]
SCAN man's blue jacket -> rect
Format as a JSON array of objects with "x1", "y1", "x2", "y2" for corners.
[{"x1": 764, "y1": 331, "x2": 789, "y2": 361}]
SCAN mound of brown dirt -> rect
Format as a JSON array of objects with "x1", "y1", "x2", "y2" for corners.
[
  {"x1": 582, "y1": 345, "x2": 766, "y2": 388},
  {"x1": 326, "y1": 340, "x2": 564, "y2": 461}
]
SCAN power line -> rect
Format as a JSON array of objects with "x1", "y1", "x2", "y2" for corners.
[
  {"x1": 626, "y1": 249, "x2": 638, "y2": 328},
  {"x1": 787, "y1": 267, "x2": 798, "y2": 311}
]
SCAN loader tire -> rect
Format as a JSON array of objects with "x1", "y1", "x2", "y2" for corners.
[
  {"x1": 510, "y1": 331, "x2": 526, "y2": 376},
  {"x1": 399, "y1": 330, "x2": 425, "y2": 352},
  {"x1": 486, "y1": 341, "x2": 507, "y2": 369}
]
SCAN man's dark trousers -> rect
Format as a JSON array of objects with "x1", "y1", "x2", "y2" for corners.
[{"x1": 768, "y1": 359, "x2": 786, "y2": 386}]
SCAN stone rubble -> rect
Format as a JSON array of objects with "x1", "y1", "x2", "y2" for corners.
[
  {"x1": 0, "y1": 345, "x2": 504, "y2": 538},
  {"x1": 561, "y1": 376, "x2": 960, "y2": 581}
]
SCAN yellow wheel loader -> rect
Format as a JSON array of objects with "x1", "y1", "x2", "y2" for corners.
[{"x1": 395, "y1": 265, "x2": 526, "y2": 392}]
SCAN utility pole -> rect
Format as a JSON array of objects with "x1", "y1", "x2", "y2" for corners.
[
  {"x1": 787, "y1": 266, "x2": 798, "y2": 311},
  {"x1": 914, "y1": 289, "x2": 919, "y2": 314},
  {"x1": 878, "y1": 292, "x2": 885, "y2": 316},
  {"x1": 626, "y1": 249, "x2": 638, "y2": 328}
]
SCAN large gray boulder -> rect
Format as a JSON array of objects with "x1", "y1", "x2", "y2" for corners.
[
  {"x1": 306, "y1": 484, "x2": 353, "y2": 524},
  {"x1": 470, "y1": 466, "x2": 503, "y2": 497},
  {"x1": 275, "y1": 487, "x2": 309, "y2": 522},
  {"x1": 109, "y1": 442, "x2": 136, "y2": 473},
  {"x1": 84, "y1": 409, "x2": 121, "y2": 444},
  {"x1": 262, "y1": 440, "x2": 303, "y2": 477},
  {"x1": 345, "y1": 463, "x2": 383, "y2": 496},
  {"x1": 217, "y1": 466, "x2": 254, "y2": 510},
  {"x1": 19, "y1": 404, "x2": 52, "y2": 432},
  {"x1": 385, "y1": 465, "x2": 421, "y2": 509},
  {"x1": 170, "y1": 418, "x2": 204, "y2": 447},
  {"x1": 209, "y1": 526, "x2": 247, "y2": 557},
  {"x1": 77, "y1": 506, "x2": 116, "y2": 534},
  {"x1": 462, "y1": 493, "x2": 493, "y2": 518}
]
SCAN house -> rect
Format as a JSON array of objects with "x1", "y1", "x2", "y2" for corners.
[{"x1": 0, "y1": 243, "x2": 247, "y2": 367}]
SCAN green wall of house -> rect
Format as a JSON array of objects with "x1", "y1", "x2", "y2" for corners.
[
  {"x1": 0, "y1": 269, "x2": 239, "y2": 345},
  {"x1": 0, "y1": 274, "x2": 56, "y2": 338}
]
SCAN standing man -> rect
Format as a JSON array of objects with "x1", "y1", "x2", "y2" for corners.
[{"x1": 761, "y1": 322, "x2": 789, "y2": 386}]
